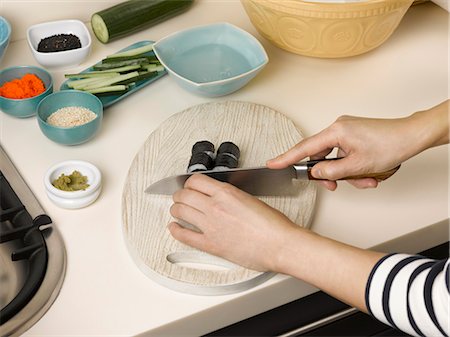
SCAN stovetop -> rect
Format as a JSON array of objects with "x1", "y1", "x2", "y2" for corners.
[{"x1": 0, "y1": 145, "x2": 66, "y2": 336}]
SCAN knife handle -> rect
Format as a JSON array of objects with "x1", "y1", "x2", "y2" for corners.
[{"x1": 305, "y1": 158, "x2": 400, "y2": 182}]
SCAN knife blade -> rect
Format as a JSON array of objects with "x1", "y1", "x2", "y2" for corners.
[{"x1": 145, "y1": 158, "x2": 400, "y2": 196}]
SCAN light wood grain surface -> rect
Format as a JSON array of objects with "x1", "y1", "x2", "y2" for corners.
[{"x1": 122, "y1": 101, "x2": 317, "y2": 295}]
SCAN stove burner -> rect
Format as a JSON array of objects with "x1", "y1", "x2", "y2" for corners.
[
  {"x1": 0, "y1": 145, "x2": 66, "y2": 336},
  {"x1": 0, "y1": 170, "x2": 49, "y2": 324}
]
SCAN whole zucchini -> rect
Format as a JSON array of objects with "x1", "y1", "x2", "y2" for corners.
[{"x1": 91, "y1": 0, "x2": 194, "y2": 44}]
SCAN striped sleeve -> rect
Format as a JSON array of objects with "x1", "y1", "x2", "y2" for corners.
[{"x1": 366, "y1": 253, "x2": 449, "y2": 337}]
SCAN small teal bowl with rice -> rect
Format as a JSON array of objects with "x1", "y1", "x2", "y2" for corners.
[
  {"x1": 0, "y1": 16, "x2": 11, "y2": 63},
  {"x1": 37, "y1": 90, "x2": 103, "y2": 146},
  {"x1": 153, "y1": 22, "x2": 269, "y2": 97}
]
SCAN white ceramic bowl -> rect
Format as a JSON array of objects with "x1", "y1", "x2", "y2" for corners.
[
  {"x1": 44, "y1": 160, "x2": 101, "y2": 209},
  {"x1": 27, "y1": 20, "x2": 91, "y2": 69}
]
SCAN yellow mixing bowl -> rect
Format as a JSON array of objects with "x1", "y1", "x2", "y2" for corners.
[{"x1": 241, "y1": 0, "x2": 414, "y2": 58}]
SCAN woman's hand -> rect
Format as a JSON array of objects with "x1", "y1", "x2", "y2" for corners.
[
  {"x1": 268, "y1": 116, "x2": 410, "y2": 190},
  {"x1": 168, "y1": 173, "x2": 299, "y2": 272},
  {"x1": 168, "y1": 174, "x2": 384, "y2": 312},
  {"x1": 268, "y1": 100, "x2": 449, "y2": 190}
]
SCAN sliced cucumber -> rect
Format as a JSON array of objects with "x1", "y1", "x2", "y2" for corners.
[
  {"x1": 65, "y1": 72, "x2": 119, "y2": 79},
  {"x1": 93, "y1": 59, "x2": 149, "y2": 70},
  {"x1": 116, "y1": 71, "x2": 158, "y2": 85},
  {"x1": 106, "y1": 43, "x2": 154, "y2": 58},
  {"x1": 101, "y1": 55, "x2": 160, "y2": 64},
  {"x1": 82, "y1": 71, "x2": 140, "y2": 90},
  {"x1": 67, "y1": 76, "x2": 119, "y2": 89},
  {"x1": 89, "y1": 65, "x2": 142, "y2": 73},
  {"x1": 87, "y1": 85, "x2": 129, "y2": 95},
  {"x1": 143, "y1": 64, "x2": 165, "y2": 72}
]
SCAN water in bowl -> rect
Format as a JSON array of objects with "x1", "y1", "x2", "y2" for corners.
[{"x1": 171, "y1": 44, "x2": 252, "y2": 83}]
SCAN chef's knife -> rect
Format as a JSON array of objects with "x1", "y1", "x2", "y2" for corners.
[{"x1": 145, "y1": 159, "x2": 400, "y2": 196}]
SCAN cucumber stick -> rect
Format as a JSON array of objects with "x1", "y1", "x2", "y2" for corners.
[
  {"x1": 83, "y1": 71, "x2": 140, "y2": 90},
  {"x1": 87, "y1": 85, "x2": 129, "y2": 95},
  {"x1": 143, "y1": 64, "x2": 165, "y2": 72},
  {"x1": 67, "y1": 75, "x2": 120, "y2": 89},
  {"x1": 91, "y1": 0, "x2": 194, "y2": 44},
  {"x1": 116, "y1": 71, "x2": 158, "y2": 85},
  {"x1": 93, "y1": 58, "x2": 149, "y2": 70},
  {"x1": 88, "y1": 65, "x2": 142, "y2": 73},
  {"x1": 102, "y1": 55, "x2": 159, "y2": 63},
  {"x1": 106, "y1": 44, "x2": 154, "y2": 58},
  {"x1": 65, "y1": 72, "x2": 119, "y2": 79}
]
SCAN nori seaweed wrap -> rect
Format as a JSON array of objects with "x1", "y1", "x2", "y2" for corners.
[
  {"x1": 213, "y1": 141, "x2": 240, "y2": 171},
  {"x1": 187, "y1": 152, "x2": 214, "y2": 173},
  {"x1": 187, "y1": 141, "x2": 215, "y2": 173}
]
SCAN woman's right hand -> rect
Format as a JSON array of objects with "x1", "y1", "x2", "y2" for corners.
[{"x1": 268, "y1": 100, "x2": 449, "y2": 190}]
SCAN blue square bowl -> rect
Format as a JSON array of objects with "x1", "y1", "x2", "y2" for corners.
[
  {"x1": 153, "y1": 22, "x2": 268, "y2": 97},
  {"x1": 0, "y1": 16, "x2": 11, "y2": 63}
]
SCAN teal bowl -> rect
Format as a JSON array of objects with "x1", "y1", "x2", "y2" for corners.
[
  {"x1": 153, "y1": 22, "x2": 269, "y2": 97},
  {"x1": 1, "y1": 66, "x2": 53, "y2": 118},
  {"x1": 0, "y1": 16, "x2": 11, "y2": 63},
  {"x1": 37, "y1": 90, "x2": 103, "y2": 146}
]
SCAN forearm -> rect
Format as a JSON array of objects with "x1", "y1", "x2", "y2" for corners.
[
  {"x1": 275, "y1": 227, "x2": 385, "y2": 312},
  {"x1": 405, "y1": 99, "x2": 449, "y2": 157}
]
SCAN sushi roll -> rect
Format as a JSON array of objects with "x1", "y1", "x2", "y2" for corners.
[
  {"x1": 213, "y1": 142, "x2": 240, "y2": 171},
  {"x1": 187, "y1": 152, "x2": 214, "y2": 173},
  {"x1": 187, "y1": 141, "x2": 215, "y2": 173},
  {"x1": 191, "y1": 140, "x2": 215, "y2": 160}
]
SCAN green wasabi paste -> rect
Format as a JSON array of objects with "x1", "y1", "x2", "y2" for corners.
[{"x1": 52, "y1": 170, "x2": 89, "y2": 191}]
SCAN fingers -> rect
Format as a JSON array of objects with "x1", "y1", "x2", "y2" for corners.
[
  {"x1": 170, "y1": 202, "x2": 206, "y2": 230},
  {"x1": 168, "y1": 222, "x2": 206, "y2": 250},
  {"x1": 172, "y1": 174, "x2": 242, "y2": 234},
  {"x1": 347, "y1": 178, "x2": 378, "y2": 189},
  {"x1": 315, "y1": 177, "x2": 377, "y2": 190},
  {"x1": 184, "y1": 173, "x2": 226, "y2": 196},
  {"x1": 317, "y1": 180, "x2": 338, "y2": 191},
  {"x1": 172, "y1": 180, "x2": 215, "y2": 232},
  {"x1": 309, "y1": 149, "x2": 334, "y2": 161},
  {"x1": 173, "y1": 186, "x2": 210, "y2": 213},
  {"x1": 267, "y1": 128, "x2": 336, "y2": 169},
  {"x1": 310, "y1": 156, "x2": 361, "y2": 181}
]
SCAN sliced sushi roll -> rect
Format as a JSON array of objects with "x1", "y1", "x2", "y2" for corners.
[
  {"x1": 192, "y1": 140, "x2": 215, "y2": 160},
  {"x1": 213, "y1": 141, "x2": 240, "y2": 171},
  {"x1": 187, "y1": 152, "x2": 214, "y2": 173},
  {"x1": 187, "y1": 141, "x2": 215, "y2": 173}
]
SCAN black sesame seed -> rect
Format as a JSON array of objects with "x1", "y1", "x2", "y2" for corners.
[{"x1": 37, "y1": 34, "x2": 82, "y2": 53}]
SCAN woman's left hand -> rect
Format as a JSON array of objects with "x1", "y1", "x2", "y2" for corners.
[
  {"x1": 169, "y1": 173, "x2": 385, "y2": 312},
  {"x1": 168, "y1": 173, "x2": 299, "y2": 272}
]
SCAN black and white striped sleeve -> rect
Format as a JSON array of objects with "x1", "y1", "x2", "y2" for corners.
[{"x1": 366, "y1": 253, "x2": 449, "y2": 337}]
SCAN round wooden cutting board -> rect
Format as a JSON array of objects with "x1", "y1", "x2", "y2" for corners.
[{"x1": 122, "y1": 101, "x2": 317, "y2": 295}]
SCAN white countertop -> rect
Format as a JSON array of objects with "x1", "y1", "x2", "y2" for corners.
[{"x1": 1, "y1": 1, "x2": 449, "y2": 336}]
